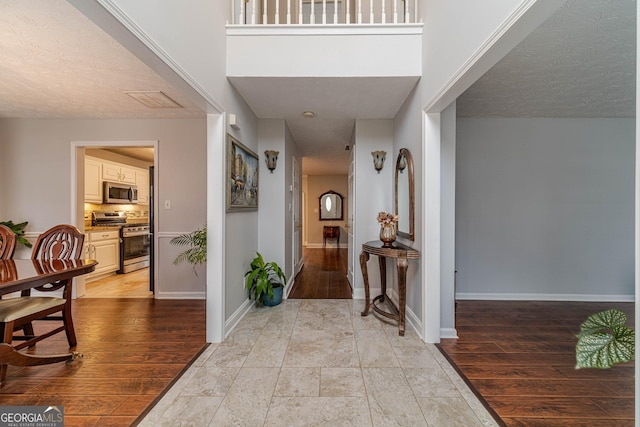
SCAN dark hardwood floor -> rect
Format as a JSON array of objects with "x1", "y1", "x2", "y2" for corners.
[
  {"x1": 437, "y1": 300, "x2": 635, "y2": 427},
  {"x1": 289, "y1": 247, "x2": 352, "y2": 299},
  {"x1": 0, "y1": 298, "x2": 206, "y2": 426}
]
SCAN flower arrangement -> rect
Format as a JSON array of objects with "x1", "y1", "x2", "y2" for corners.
[{"x1": 377, "y1": 212, "x2": 398, "y2": 226}]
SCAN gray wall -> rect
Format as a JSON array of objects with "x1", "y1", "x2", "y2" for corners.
[
  {"x1": 456, "y1": 118, "x2": 635, "y2": 299},
  {"x1": 0, "y1": 117, "x2": 207, "y2": 296}
]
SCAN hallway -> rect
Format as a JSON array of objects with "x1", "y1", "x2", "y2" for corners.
[{"x1": 289, "y1": 247, "x2": 352, "y2": 299}]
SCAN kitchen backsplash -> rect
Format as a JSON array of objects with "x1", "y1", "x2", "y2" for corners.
[{"x1": 84, "y1": 203, "x2": 149, "y2": 226}]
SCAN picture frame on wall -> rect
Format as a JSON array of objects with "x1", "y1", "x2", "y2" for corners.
[{"x1": 226, "y1": 134, "x2": 259, "y2": 212}]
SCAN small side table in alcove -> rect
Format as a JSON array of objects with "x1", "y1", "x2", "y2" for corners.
[{"x1": 323, "y1": 226, "x2": 340, "y2": 248}]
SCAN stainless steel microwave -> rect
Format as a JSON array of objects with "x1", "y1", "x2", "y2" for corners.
[{"x1": 103, "y1": 181, "x2": 138, "y2": 204}]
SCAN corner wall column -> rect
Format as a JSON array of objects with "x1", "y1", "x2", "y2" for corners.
[{"x1": 422, "y1": 112, "x2": 441, "y2": 343}]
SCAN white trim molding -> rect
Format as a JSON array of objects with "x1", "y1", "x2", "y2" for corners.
[
  {"x1": 155, "y1": 291, "x2": 205, "y2": 300},
  {"x1": 225, "y1": 297, "x2": 254, "y2": 338},
  {"x1": 456, "y1": 293, "x2": 635, "y2": 302}
]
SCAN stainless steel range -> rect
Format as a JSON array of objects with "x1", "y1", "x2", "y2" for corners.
[
  {"x1": 91, "y1": 212, "x2": 151, "y2": 274},
  {"x1": 120, "y1": 223, "x2": 151, "y2": 273}
]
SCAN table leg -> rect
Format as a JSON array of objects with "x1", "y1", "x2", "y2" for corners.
[
  {"x1": 378, "y1": 256, "x2": 386, "y2": 303},
  {"x1": 360, "y1": 250, "x2": 370, "y2": 316},
  {"x1": 397, "y1": 257, "x2": 408, "y2": 336},
  {"x1": 0, "y1": 343, "x2": 81, "y2": 386}
]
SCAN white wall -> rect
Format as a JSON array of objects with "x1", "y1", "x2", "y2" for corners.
[
  {"x1": 89, "y1": 0, "x2": 263, "y2": 327},
  {"x1": 0, "y1": 117, "x2": 207, "y2": 296},
  {"x1": 392, "y1": 90, "x2": 422, "y2": 326},
  {"x1": 353, "y1": 120, "x2": 394, "y2": 297},
  {"x1": 456, "y1": 118, "x2": 635, "y2": 300},
  {"x1": 258, "y1": 120, "x2": 287, "y2": 271}
]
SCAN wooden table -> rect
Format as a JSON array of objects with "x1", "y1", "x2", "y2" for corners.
[
  {"x1": 323, "y1": 226, "x2": 340, "y2": 247},
  {"x1": 359, "y1": 241, "x2": 419, "y2": 336},
  {"x1": 0, "y1": 259, "x2": 96, "y2": 371}
]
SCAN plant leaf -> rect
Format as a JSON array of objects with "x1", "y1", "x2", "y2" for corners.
[
  {"x1": 575, "y1": 309, "x2": 635, "y2": 369},
  {"x1": 577, "y1": 309, "x2": 627, "y2": 338}
]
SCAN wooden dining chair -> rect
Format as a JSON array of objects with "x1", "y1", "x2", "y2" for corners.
[
  {"x1": 0, "y1": 225, "x2": 16, "y2": 260},
  {"x1": 0, "y1": 224, "x2": 85, "y2": 351}
]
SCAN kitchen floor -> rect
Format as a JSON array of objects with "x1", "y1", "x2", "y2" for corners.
[
  {"x1": 138, "y1": 299, "x2": 497, "y2": 426},
  {"x1": 84, "y1": 268, "x2": 152, "y2": 298}
]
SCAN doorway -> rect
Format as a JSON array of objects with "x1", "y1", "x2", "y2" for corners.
[{"x1": 72, "y1": 141, "x2": 157, "y2": 299}]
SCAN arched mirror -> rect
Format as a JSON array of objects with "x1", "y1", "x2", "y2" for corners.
[
  {"x1": 319, "y1": 190, "x2": 343, "y2": 220},
  {"x1": 395, "y1": 148, "x2": 415, "y2": 240}
]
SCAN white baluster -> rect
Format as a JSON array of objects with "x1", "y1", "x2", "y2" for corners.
[
  {"x1": 322, "y1": 0, "x2": 326, "y2": 24},
  {"x1": 252, "y1": 0, "x2": 257, "y2": 24},
  {"x1": 405, "y1": 0, "x2": 411, "y2": 24},
  {"x1": 369, "y1": 0, "x2": 373, "y2": 23},
  {"x1": 346, "y1": 0, "x2": 350, "y2": 23},
  {"x1": 334, "y1": 0, "x2": 338, "y2": 23},
  {"x1": 263, "y1": 0, "x2": 267, "y2": 24},
  {"x1": 232, "y1": 0, "x2": 235, "y2": 24},
  {"x1": 381, "y1": 0, "x2": 386, "y2": 23},
  {"x1": 299, "y1": 0, "x2": 303, "y2": 23},
  {"x1": 311, "y1": 0, "x2": 315, "y2": 24},
  {"x1": 393, "y1": 0, "x2": 397, "y2": 23},
  {"x1": 414, "y1": 0, "x2": 417, "y2": 23},
  {"x1": 357, "y1": 0, "x2": 362, "y2": 23},
  {"x1": 275, "y1": 0, "x2": 280, "y2": 23},
  {"x1": 287, "y1": 0, "x2": 291, "y2": 24}
]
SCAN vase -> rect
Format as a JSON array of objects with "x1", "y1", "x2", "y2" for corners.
[
  {"x1": 379, "y1": 224, "x2": 396, "y2": 248},
  {"x1": 262, "y1": 285, "x2": 283, "y2": 306}
]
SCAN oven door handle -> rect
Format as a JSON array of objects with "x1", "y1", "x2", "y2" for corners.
[{"x1": 123, "y1": 231, "x2": 150, "y2": 237}]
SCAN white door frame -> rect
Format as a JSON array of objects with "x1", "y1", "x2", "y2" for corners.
[{"x1": 70, "y1": 140, "x2": 158, "y2": 298}]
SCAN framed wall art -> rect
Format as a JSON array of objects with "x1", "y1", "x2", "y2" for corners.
[{"x1": 226, "y1": 134, "x2": 259, "y2": 212}]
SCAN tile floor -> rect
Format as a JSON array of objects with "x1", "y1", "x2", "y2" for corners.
[{"x1": 138, "y1": 299, "x2": 498, "y2": 426}]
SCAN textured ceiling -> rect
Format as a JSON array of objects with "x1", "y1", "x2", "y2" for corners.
[
  {"x1": 457, "y1": 0, "x2": 636, "y2": 118},
  {"x1": 0, "y1": 0, "x2": 203, "y2": 119}
]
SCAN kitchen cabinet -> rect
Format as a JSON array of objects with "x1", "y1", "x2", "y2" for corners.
[
  {"x1": 86, "y1": 230, "x2": 120, "y2": 280},
  {"x1": 136, "y1": 169, "x2": 149, "y2": 205},
  {"x1": 84, "y1": 158, "x2": 103, "y2": 203},
  {"x1": 102, "y1": 162, "x2": 136, "y2": 184}
]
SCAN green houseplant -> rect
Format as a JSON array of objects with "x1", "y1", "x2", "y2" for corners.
[
  {"x1": 0, "y1": 220, "x2": 32, "y2": 248},
  {"x1": 575, "y1": 308, "x2": 635, "y2": 369},
  {"x1": 245, "y1": 252, "x2": 286, "y2": 306},
  {"x1": 170, "y1": 225, "x2": 206, "y2": 273}
]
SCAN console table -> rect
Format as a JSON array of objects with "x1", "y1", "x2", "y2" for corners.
[
  {"x1": 359, "y1": 240, "x2": 419, "y2": 336},
  {"x1": 323, "y1": 226, "x2": 340, "y2": 247}
]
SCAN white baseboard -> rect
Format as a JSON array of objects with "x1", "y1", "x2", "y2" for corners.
[
  {"x1": 440, "y1": 328, "x2": 459, "y2": 339},
  {"x1": 155, "y1": 291, "x2": 205, "y2": 299},
  {"x1": 404, "y1": 305, "x2": 421, "y2": 337},
  {"x1": 224, "y1": 297, "x2": 254, "y2": 338},
  {"x1": 284, "y1": 275, "x2": 295, "y2": 298},
  {"x1": 352, "y1": 287, "x2": 381, "y2": 300},
  {"x1": 456, "y1": 292, "x2": 635, "y2": 302}
]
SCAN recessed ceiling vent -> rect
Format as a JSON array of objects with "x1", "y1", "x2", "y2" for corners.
[{"x1": 123, "y1": 91, "x2": 183, "y2": 108}]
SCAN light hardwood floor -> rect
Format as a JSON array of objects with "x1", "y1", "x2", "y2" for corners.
[{"x1": 84, "y1": 268, "x2": 152, "y2": 298}]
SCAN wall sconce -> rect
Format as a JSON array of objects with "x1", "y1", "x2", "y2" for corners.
[
  {"x1": 264, "y1": 150, "x2": 279, "y2": 173},
  {"x1": 371, "y1": 150, "x2": 386, "y2": 173}
]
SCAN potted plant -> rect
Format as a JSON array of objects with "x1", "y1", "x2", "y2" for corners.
[
  {"x1": 245, "y1": 252, "x2": 286, "y2": 306},
  {"x1": 575, "y1": 308, "x2": 635, "y2": 369},
  {"x1": 170, "y1": 224, "x2": 206, "y2": 274},
  {"x1": 0, "y1": 220, "x2": 32, "y2": 248}
]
